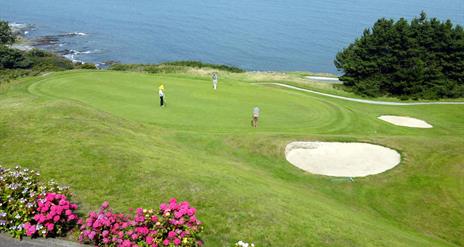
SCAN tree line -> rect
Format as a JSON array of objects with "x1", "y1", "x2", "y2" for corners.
[{"x1": 335, "y1": 12, "x2": 464, "y2": 99}]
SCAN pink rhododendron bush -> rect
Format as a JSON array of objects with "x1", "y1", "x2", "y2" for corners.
[
  {"x1": 79, "y1": 198, "x2": 204, "y2": 247},
  {"x1": 0, "y1": 166, "x2": 73, "y2": 238},
  {"x1": 23, "y1": 193, "x2": 79, "y2": 238},
  {"x1": 1, "y1": 165, "x2": 204, "y2": 246}
]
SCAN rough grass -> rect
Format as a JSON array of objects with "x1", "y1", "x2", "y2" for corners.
[{"x1": 0, "y1": 70, "x2": 463, "y2": 246}]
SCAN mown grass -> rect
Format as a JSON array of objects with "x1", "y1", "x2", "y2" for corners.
[{"x1": 0, "y1": 70, "x2": 463, "y2": 246}]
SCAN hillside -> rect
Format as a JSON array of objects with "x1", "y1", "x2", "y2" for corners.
[{"x1": 0, "y1": 70, "x2": 463, "y2": 246}]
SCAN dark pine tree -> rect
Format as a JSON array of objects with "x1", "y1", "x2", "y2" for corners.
[{"x1": 335, "y1": 12, "x2": 464, "y2": 99}]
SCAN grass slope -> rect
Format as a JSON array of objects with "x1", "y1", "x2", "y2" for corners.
[{"x1": 0, "y1": 70, "x2": 463, "y2": 246}]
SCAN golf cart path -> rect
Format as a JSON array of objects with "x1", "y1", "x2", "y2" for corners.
[
  {"x1": 0, "y1": 233, "x2": 83, "y2": 247},
  {"x1": 258, "y1": 83, "x2": 464, "y2": 106}
]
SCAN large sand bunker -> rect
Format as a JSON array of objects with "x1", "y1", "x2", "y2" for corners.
[
  {"x1": 285, "y1": 142, "x2": 401, "y2": 177},
  {"x1": 378, "y1": 115, "x2": 432, "y2": 128}
]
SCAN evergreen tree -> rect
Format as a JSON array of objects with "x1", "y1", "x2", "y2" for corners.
[
  {"x1": 0, "y1": 21, "x2": 15, "y2": 45},
  {"x1": 335, "y1": 12, "x2": 464, "y2": 99}
]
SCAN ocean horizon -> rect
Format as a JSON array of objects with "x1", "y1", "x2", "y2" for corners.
[{"x1": 1, "y1": 0, "x2": 463, "y2": 73}]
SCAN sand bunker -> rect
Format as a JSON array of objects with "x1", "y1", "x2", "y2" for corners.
[
  {"x1": 285, "y1": 142, "x2": 400, "y2": 177},
  {"x1": 378, "y1": 115, "x2": 432, "y2": 128}
]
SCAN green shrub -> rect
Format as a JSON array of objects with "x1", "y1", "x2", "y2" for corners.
[
  {"x1": 26, "y1": 49, "x2": 74, "y2": 71},
  {"x1": 109, "y1": 63, "x2": 143, "y2": 71},
  {"x1": 161, "y1": 60, "x2": 244, "y2": 73},
  {"x1": 109, "y1": 61, "x2": 245, "y2": 73},
  {"x1": 76, "y1": 63, "x2": 97, "y2": 70},
  {"x1": 0, "y1": 45, "x2": 31, "y2": 69},
  {"x1": 0, "y1": 21, "x2": 15, "y2": 45}
]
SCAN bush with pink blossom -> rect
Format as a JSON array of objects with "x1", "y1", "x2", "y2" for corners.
[
  {"x1": 78, "y1": 201, "x2": 132, "y2": 246},
  {"x1": 1, "y1": 165, "x2": 205, "y2": 246},
  {"x1": 79, "y1": 198, "x2": 203, "y2": 247},
  {"x1": 23, "y1": 193, "x2": 79, "y2": 238},
  {"x1": 0, "y1": 165, "x2": 72, "y2": 238}
]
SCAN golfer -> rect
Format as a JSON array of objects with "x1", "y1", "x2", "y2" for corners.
[
  {"x1": 159, "y1": 84, "x2": 165, "y2": 107},
  {"x1": 252, "y1": 106, "x2": 260, "y2": 127},
  {"x1": 212, "y1": 72, "x2": 218, "y2": 90}
]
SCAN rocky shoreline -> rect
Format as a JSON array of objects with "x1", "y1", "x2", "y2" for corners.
[{"x1": 8, "y1": 22, "x2": 108, "y2": 67}]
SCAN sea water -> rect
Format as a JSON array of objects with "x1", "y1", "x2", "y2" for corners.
[{"x1": 1, "y1": 0, "x2": 463, "y2": 73}]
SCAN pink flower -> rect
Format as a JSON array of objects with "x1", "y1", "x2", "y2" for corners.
[
  {"x1": 53, "y1": 215, "x2": 60, "y2": 222},
  {"x1": 46, "y1": 223, "x2": 54, "y2": 231},
  {"x1": 163, "y1": 239, "x2": 170, "y2": 246},
  {"x1": 101, "y1": 201, "x2": 109, "y2": 209},
  {"x1": 174, "y1": 212, "x2": 183, "y2": 219},
  {"x1": 46, "y1": 193, "x2": 55, "y2": 201},
  {"x1": 136, "y1": 226, "x2": 149, "y2": 235},
  {"x1": 38, "y1": 214, "x2": 46, "y2": 223},
  {"x1": 86, "y1": 219, "x2": 93, "y2": 227},
  {"x1": 173, "y1": 238, "x2": 181, "y2": 246},
  {"x1": 24, "y1": 223, "x2": 37, "y2": 236},
  {"x1": 189, "y1": 216, "x2": 197, "y2": 223},
  {"x1": 146, "y1": 236, "x2": 154, "y2": 244},
  {"x1": 160, "y1": 203, "x2": 167, "y2": 211},
  {"x1": 168, "y1": 231, "x2": 176, "y2": 239},
  {"x1": 122, "y1": 240, "x2": 132, "y2": 247},
  {"x1": 169, "y1": 202, "x2": 178, "y2": 210},
  {"x1": 180, "y1": 230, "x2": 189, "y2": 238},
  {"x1": 188, "y1": 208, "x2": 196, "y2": 216},
  {"x1": 135, "y1": 215, "x2": 145, "y2": 222},
  {"x1": 151, "y1": 215, "x2": 158, "y2": 222},
  {"x1": 88, "y1": 231, "x2": 96, "y2": 240}
]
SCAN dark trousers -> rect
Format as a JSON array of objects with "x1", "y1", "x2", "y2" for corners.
[{"x1": 160, "y1": 96, "x2": 164, "y2": 106}]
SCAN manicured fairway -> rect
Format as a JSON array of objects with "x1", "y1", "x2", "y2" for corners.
[{"x1": 1, "y1": 70, "x2": 463, "y2": 246}]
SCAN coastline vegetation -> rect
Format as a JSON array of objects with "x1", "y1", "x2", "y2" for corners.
[
  {"x1": 0, "y1": 20, "x2": 96, "y2": 85},
  {"x1": 335, "y1": 12, "x2": 464, "y2": 99},
  {"x1": 110, "y1": 61, "x2": 244, "y2": 74}
]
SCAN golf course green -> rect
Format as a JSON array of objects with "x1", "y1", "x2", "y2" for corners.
[{"x1": 1, "y1": 69, "x2": 463, "y2": 246}]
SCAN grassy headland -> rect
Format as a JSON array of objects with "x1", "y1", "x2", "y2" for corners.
[{"x1": 0, "y1": 68, "x2": 462, "y2": 246}]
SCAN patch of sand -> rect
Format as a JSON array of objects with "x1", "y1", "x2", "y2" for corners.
[
  {"x1": 306, "y1": 76, "x2": 341, "y2": 83},
  {"x1": 285, "y1": 142, "x2": 401, "y2": 177},
  {"x1": 378, "y1": 115, "x2": 432, "y2": 128}
]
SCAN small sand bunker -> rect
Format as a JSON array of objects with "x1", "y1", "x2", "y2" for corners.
[
  {"x1": 378, "y1": 115, "x2": 432, "y2": 128},
  {"x1": 285, "y1": 142, "x2": 400, "y2": 177}
]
